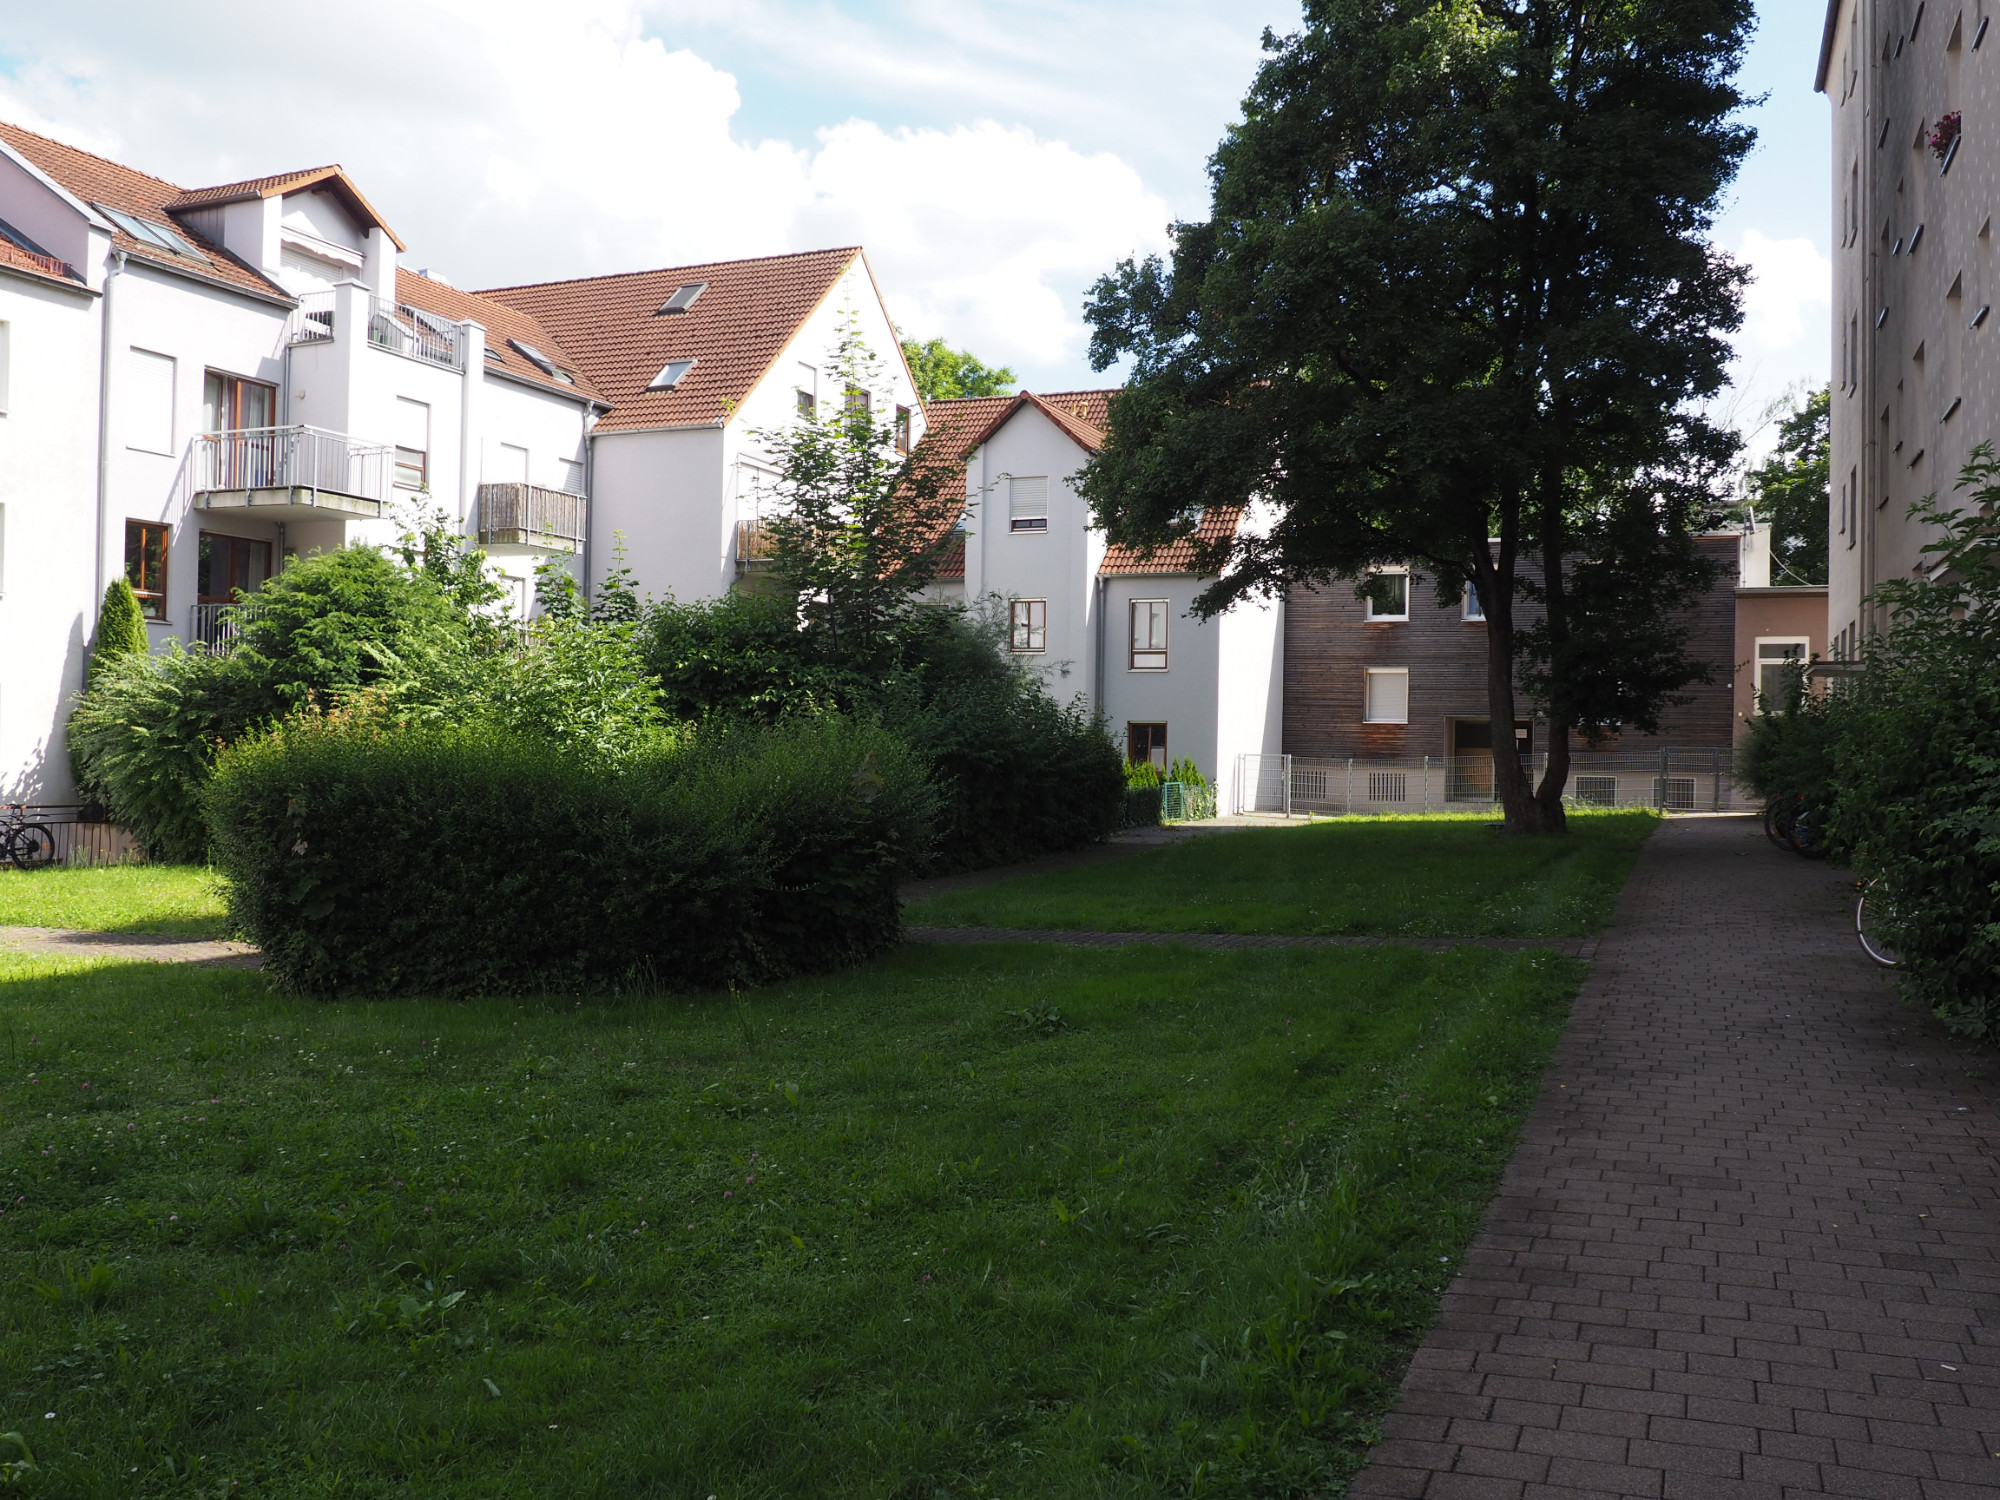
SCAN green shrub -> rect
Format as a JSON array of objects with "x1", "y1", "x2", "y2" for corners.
[
  {"x1": 1819, "y1": 451, "x2": 2000, "y2": 1036},
  {"x1": 1125, "y1": 759, "x2": 1163, "y2": 789},
  {"x1": 203, "y1": 713, "x2": 934, "y2": 997},
  {"x1": 88, "y1": 580, "x2": 149, "y2": 686},
  {"x1": 1121, "y1": 785, "x2": 1163, "y2": 827}
]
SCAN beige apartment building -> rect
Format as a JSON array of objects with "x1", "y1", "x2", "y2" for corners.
[{"x1": 1818, "y1": 0, "x2": 1996, "y2": 655}]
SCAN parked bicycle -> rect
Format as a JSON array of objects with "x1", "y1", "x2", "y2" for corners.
[
  {"x1": 1762, "y1": 793, "x2": 1829, "y2": 859},
  {"x1": 1855, "y1": 878, "x2": 1901, "y2": 968},
  {"x1": 2, "y1": 804, "x2": 56, "y2": 869}
]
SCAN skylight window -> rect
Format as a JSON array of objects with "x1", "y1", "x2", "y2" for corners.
[
  {"x1": 647, "y1": 359, "x2": 697, "y2": 391},
  {"x1": 94, "y1": 203, "x2": 205, "y2": 261},
  {"x1": 507, "y1": 338, "x2": 557, "y2": 375},
  {"x1": 484, "y1": 346, "x2": 505, "y2": 363},
  {"x1": 657, "y1": 281, "x2": 708, "y2": 315}
]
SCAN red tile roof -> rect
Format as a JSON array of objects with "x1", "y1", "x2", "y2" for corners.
[
  {"x1": 0, "y1": 119, "x2": 288, "y2": 301},
  {"x1": 1099, "y1": 504, "x2": 1244, "y2": 577},
  {"x1": 0, "y1": 223, "x2": 82, "y2": 287},
  {"x1": 394, "y1": 268, "x2": 601, "y2": 404},
  {"x1": 479, "y1": 248, "x2": 863, "y2": 434},
  {"x1": 167, "y1": 165, "x2": 405, "y2": 251}
]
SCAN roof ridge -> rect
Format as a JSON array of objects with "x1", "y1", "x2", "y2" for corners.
[{"x1": 477, "y1": 245, "x2": 862, "y2": 297}]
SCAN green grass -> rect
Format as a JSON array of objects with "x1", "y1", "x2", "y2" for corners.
[
  {"x1": 906, "y1": 811, "x2": 1658, "y2": 937},
  {"x1": 0, "y1": 865, "x2": 230, "y2": 939},
  {"x1": 0, "y1": 939, "x2": 1581, "y2": 1497}
]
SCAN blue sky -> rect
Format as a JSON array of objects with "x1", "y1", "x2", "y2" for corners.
[{"x1": 0, "y1": 0, "x2": 1831, "y2": 445}]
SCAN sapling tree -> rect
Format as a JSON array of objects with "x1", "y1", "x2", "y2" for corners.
[
  {"x1": 1079, "y1": 0, "x2": 1755, "y2": 831},
  {"x1": 753, "y1": 319, "x2": 963, "y2": 671}
]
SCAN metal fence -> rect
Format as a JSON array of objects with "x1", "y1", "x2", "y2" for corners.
[
  {"x1": 179, "y1": 425, "x2": 394, "y2": 506},
  {"x1": 1233, "y1": 748, "x2": 1740, "y2": 817},
  {"x1": 7, "y1": 806, "x2": 144, "y2": 866}
]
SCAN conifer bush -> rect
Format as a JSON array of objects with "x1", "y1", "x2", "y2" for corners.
[
  {"x1": 88, "y1": 579, "x2": 149, "y2": 685},
  {"x1": 204, "y1": 713, "x2": 932, "y2": 997}
]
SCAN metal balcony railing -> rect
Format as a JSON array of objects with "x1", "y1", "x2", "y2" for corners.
[
  {"x1": 181, "y1": 425, "x2": 393, "y2": 506},
  {"x1": 190, "y1": 601, "x2": 256, "y2": 653},
  {"x1": 288, "y1": 290, "x2": 335, "y2": 345},
  {"x1": 367, "y1": 296, "x2": 465, "y2": 370},
  {"x1": 736, "y1": 518, "x2": 778, "y2": 564},
  {"x1": 475, "y1": 484, "x2": 587, "y2": 550}
]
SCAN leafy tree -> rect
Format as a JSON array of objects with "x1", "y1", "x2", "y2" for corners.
[
  {"x1": 88, "y1": 579, "x2": 148, "y2": 686},
  {"x1": 756, "y1": 321, "x2": 964, "y2": 671},
  {"x1": 1744, "y1": 387, "x2": 1830, "y2": 586},
  {"x1": 1079, "y1": 0, "x2": 1754, "y2": 832},
  {"x1": 900, "y1": 336, "x2": 1016, "y2": 404}
]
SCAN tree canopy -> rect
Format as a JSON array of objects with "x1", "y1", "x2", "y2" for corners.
[
  {"x1": 1079, "y1": 0, "x2": 1755, "y2": 831},
  {"x1": 900, "y1": 336, "x2": 1017, "y2": 404},
  {"x1": 1744, "y1": 388, "x2": 1830, "y2": 587}
]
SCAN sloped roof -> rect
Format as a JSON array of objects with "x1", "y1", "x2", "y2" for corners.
[
  {"x1": 479, "y1": 248, "x2": 863, "y2": 433},
  {"x1": 1099, "y1": 504, "x2": 1244, "y2": 577},
  {"x1": 0, "y1": 216, "x2": 82, "y2": 287},
  {"x1": 0, "y1": 119, "x2": 290, "y2": 300},
  {"x1": 965, "y1": 389, "x2": 1111, "y2": 452},
  {"x1": 394, "y1": 268, "x2": 601, "y2": 404},
  {"x1": 167, "y1": 164, "x2": 405, "y2": 250}
]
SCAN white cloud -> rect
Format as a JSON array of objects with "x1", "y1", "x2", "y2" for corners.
[
  {"x1": 0, "y1": 0, "x2": 1172, "y2": 385},
  {"x1": 1735, "y1": 229, "x2": 1832, "y2": 355}
]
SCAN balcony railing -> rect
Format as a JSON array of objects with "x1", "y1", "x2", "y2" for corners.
[
  {"x1": 368, "y1": 296, "x2": 465, "y2": 370},
  {"x1": 475, "y1": 483, "x2": 587, "y2": 552},
  {"x1": 180, "y1": 425, "x2": 393, "y2": 507},
  {"x1": 190, "y1": 601, "x2": 256, "y2": 653},
  {"x1": 288, "y1": 290, "x2": 335, "y2": 345},
  {"x1": 736, "y1": 518, "x2": 778, "y2": 565}
]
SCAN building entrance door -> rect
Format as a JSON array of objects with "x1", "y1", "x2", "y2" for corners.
[{"x1": 1448, "y1": 719, "x2": 1533, "y2": 801}]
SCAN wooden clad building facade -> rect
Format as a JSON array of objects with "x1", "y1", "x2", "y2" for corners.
[{"x1": 1282, "y1": 534, "x2": 1743, "y2": 767}]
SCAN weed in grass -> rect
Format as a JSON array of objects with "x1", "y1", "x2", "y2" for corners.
[{"x1": 0, "y1": 941, "x2": 1581, "y2": 1496}]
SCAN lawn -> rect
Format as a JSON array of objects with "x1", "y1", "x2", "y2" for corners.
[
  {"x1": 905, "y1": 811, "x2": 1658, "y2": 937},
  {"x1": 0, "y1": 865, "x2": 230, "y2": 939},
  {"x1": 0, "y1": 937, "x2": 1582, "y2": 1497}
]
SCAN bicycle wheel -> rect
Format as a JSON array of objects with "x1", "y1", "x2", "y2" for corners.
[
  {"x1": 1787, "y1": 805, "x2": 1830, "y2": 860},
  {"x1": 1764, "y1": 796, "x2": 1797, "y2": 850},
  {"x1": 1856, "y1": 886, "x2": 1901, "y2": 968},
  {"x1": 6, "y1": 824, "x2": 56, "y2": 868}
]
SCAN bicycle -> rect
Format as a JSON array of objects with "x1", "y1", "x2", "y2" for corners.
[
  {"x1": 2, "y1": 805, "x2": 56, "y2": 869},
  {"x1": 1855, "y1": 879, "x2": 1901, "y2": 968},
  {"x1": 1762, "y1": 793, "x2": 1829, "y2": 859}
]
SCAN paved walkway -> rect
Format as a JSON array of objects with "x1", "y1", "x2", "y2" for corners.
[
  {"x1": 905, "y1": 926, "x2": 1597, "y2": 958},
  {"x1": 0, "y1": 925, "x2": 259, "y2": 967},
  {"x1": 1351, "y1": 815, "x2": 2000, "y2": 1500}
]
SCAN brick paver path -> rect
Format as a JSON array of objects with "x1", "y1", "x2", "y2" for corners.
[{"x1": 1351, "y1": 814, "x2": 2000, "y2": 1500}]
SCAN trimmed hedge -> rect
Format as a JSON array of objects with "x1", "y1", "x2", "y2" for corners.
[{"x1": 205, "y1": 714, "x2": 934, "y2": 997}]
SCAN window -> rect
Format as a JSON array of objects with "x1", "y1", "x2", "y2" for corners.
[
  {"x1": 508, "y1": 338, "x2": 556, "y2": 375},
  {"x1": 125, "y1": 520, "x2": 168, "y2": 621},
  {"x1": 797, "y1": 363, "x2": 817, "y2": 418},
  {"x1": 202, "y1": 371, "x2": 274, "y2": 434},
  {"x1": 895, "y1": 405, "x2": 912, "y2": 454},
  {"x1": 1363, "y1": 667, "x2": 1410, "y2": 723},
  {"x1": 94, "y1": 203, "x2": 205, "y2": 261},
  {"x1": 1364, "y1": 567, "x2": 1409, "y2": 620},
  {"x1": 394, "y1": 397, "x2": 429, "y2": 491},
  {"x1": 0, "y1": 320, "x2": 9, "y2": 416},
  {"x1": 1754, "y1": 639, "x2": 1810, "y2": 712},
  {"x1": 125, "y1": 347, "x2": 176, "y2": 454},
  {"x1": 562, "y1": 459, "x2": 585, "y2": 495},
  {"x1": 1463, "y1": 587, "x2": 1485, "y2": 621},
  {"x1": 1847, "y1": 465, "x2": 1858, "y2": 546},
  {"x1": 1009, "y1": 475, "x2": 1049, "y2": 532},
  {"x1": 1008, "y1": 598, "x2": 1047, "y2": 652},
  {"x1": 1127, "y1": 722, "x2": 1168, "y2": 771},
  {"x1": 496, "y1": 443, "x2": 530, "y2": 484},
  {"x1": 657, "y1": 281, "x2": 708, "y2": 315},
  {"x1": 1130, "y1": 599, "x2": 1168, "y2": 669},
  {"x1": 647, "y1": 359, "x2": 696, "y2": 391},
  {"x1": 845, "y1": 385, "x2": 872, "y2": 419},
  {"x1": 197, "y1": 533, "x2": 271, "y2": 603}
]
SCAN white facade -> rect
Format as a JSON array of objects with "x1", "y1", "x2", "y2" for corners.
[
  {"x1": 952, "y1": 396, "x2": 1285, "y2": 788},
  {"x1": 0, "y1": 132, "x2": 597, "y2": 802}
]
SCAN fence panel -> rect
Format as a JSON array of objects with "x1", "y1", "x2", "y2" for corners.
[
  {"x1": 1231, "y1": 748, "x2": 1742, "y2": 818},
  {"x1": 9, "y1": 807, "x2": 145, "y2": 866}
]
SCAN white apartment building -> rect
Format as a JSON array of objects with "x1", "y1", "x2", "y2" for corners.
[
  {"x1": 922, "y1": 390, "x2": 1284, "y2": 792},
  {"x1": 0, "y1": 121, "x2": 602, "y2": 802},
  {"x1": 1817, "y1": 0, "x2": 1996, "y2": 653}
]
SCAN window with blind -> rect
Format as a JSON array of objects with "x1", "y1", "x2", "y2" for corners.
[
  {"x1": 1130, "y1": 599, "x2": 1168, "y2": 669},
  {"x1": 1363, "y1": 667, "x2": 1410, "y2": 723},
  {"x1": 394, "y1": 396, "x2": 430, "y2": 491},
  {"x1": 1009, "y1": 475, "x2": 1049, "y2": 532},
  {"x1": 1009, "y1": 599, "x2": 1047, "y2": 652}
]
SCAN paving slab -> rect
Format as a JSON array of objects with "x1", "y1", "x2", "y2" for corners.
[{"x1": 1349, "y1": 814, "x2": 2000, "y2": 1500}]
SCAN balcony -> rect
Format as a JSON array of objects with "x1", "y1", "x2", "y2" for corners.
[
  {"x1": 367, "y1": 296, "x2": 466, "y2": 370},
  {"x1": 189, "y1": 601, "x2": 256, "y2": 654},
  {"x1": 735, "y1": 518, "x2": 778, "y2": 574},
  {"x1": 475, "y1": 483, "x2": 587, "y2": 555},
  {"x1": 181, "y1": 425, "x2": 393, "y2": 522}
]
